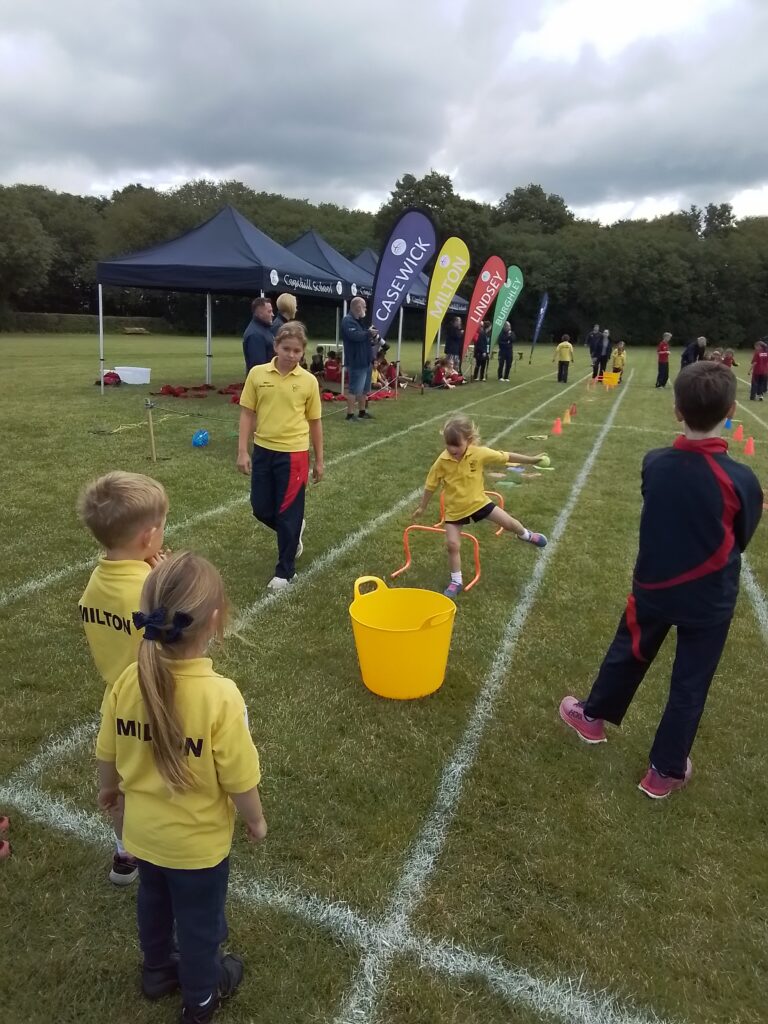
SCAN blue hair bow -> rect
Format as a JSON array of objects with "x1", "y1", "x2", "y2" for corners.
[{"x1": 133, "y1": 607, "x2": 193, "y2": 644}]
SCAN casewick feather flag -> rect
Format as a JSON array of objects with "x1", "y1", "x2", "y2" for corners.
[{"x1": 370, "y1": 209, "x2": 437, "y2": 340}]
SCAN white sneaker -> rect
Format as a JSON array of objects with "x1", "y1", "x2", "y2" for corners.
[
  {"x1": 296, "y1": 519, "x2": 306, "y2": 558},
  {"x1": 267, "y1": 575, "x2": 295, "y2": 591}
]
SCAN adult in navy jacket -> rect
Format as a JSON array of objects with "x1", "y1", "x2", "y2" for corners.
[
  {"x1": 681, "y1": 335, "x2": 707, "y2": 368},
  {"x1": 342, "y1": 296, "x2": 378, "y2": 422},
  {"x1": 243, "y1": 297, "x2": 275, "y2": 373}
]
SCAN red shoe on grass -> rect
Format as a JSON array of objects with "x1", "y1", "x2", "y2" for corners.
[
  {"x1": 638, "y1": 759, "x2": 693, "y2": 800},
  {"x1": 559, "y1": 696, "x2": 607, "y2": 744}
]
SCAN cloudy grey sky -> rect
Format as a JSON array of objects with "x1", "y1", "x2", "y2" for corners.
[{"x1": 1, "y1": 0, "x2": 766, "y2": 221}]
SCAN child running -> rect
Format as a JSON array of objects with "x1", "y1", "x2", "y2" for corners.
[
  {"x1": 413, "y1": 415, "x2": 549, "y2": 598},
  {"x1": 96, "y1": 553, "x2": 266, "y2": 1021},
  {"x1": 612, "y1": 340, "x2": 627, "y2": 382},
  {"x1": 559, "y1": 363, "x2": 762, "y2": 798},
  {"x1": 749, "y1": 339, "x2": 768, "y2": 400},
  {"x1": 78, "y1": 471, "x2": 169, "y2": 885},
  {"x1": 237, "y1": 321, "x2": 324, "y2": 590}
]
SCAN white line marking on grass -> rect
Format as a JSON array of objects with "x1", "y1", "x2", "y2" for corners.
[
  {"x1": 0, "y1": 374, "x2": 556, "y2": 612},
  {"x1": 231, "y1": 376, "x2": 589, "y2": 635},
  {"x1": 0, "y1": 777, "x2": 673, "y2": 1024},
  {"x1": 742, "y1": 558, "x2": 768, "y2": 646},
  {"x1": 14, "y1": 718, "x2": 98, "y2": 784},
  {"x1": 332, "y1": 372, "x2": 634, "y2": 1024},
  {"x1": 735, "y1": 397, "x2": 768, "y2": 433}
]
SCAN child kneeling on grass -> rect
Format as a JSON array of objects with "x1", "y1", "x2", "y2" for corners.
[
  {"x1": 78, "y1": 471, "x2": 169, "y2": 886},
  {"x1": 97, "y1": 553, "x2": 267, "y2": 1023},
  {"x1": 560, "y1": 362, "x2": 763, "y2": 799},
  {"x1": 413, "y1": 415, "x2": 549, "y2": 598}
]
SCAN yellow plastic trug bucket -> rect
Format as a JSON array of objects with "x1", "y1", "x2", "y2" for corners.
[{"x1": 349, "y1": 576, "x2": 456, "y2": 700}]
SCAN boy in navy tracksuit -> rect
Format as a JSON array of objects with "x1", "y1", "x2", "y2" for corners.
[{"x1": 560, "y1": 362, "x2": 763, "y2": 799}]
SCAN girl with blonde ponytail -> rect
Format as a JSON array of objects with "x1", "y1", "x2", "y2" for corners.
[{"x1": 96, "y1": 552, "x2": 266, "y2": 1022}]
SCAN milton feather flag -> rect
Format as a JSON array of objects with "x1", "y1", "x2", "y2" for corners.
[
  {"x1": 423, "y1": 236, "x2": 470, "y2": 365},
  {"x1": 370, "y1": 209, "x2": 437, "y2": 340},
  {"x1": 461, "y1": 255, "x2": 506, "y2": 358}
]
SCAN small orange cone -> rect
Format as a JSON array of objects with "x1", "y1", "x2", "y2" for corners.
[
  {"x1": 744, "y1": 436, "x2": 755, "y2": 456},
  {"x1": 734, "y1": 424, "x2": 744, "y2": 441},
  {"x1": 570, "y1": 403, "x2": 577, "y2": 416},
  {"x1": 551, "y1": 417, "x2": 562, "y2": 435},
  {"x1": 563, "y1": 409, "x2": 572, "y2": 425}
]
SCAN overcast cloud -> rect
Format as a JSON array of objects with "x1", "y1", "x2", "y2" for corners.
[{"x1": 1, "y1": 0, "x2": 766, "y2": 221}]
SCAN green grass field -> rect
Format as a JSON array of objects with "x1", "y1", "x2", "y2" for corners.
[{"x1": 2, "y1": 334, "x2": 767, "y2": 1024}]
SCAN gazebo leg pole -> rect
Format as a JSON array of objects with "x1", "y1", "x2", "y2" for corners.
[
  {"x1": 205, "y1": 293, "x2": 212, "y2": 386},
  {"x1": 98, "y1": 284, "x2": 105, "y2": 396}
]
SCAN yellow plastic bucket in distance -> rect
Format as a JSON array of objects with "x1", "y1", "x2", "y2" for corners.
[{"x1": 349, "y1": 576, "x2": 456, "y2": 699}]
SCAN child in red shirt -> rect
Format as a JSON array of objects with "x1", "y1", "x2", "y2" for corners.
[
  {"x1": 723, "y1": 349, "x2": 738, "y2": 369},
  {"x1": 655, "y1": 332, "x2": 671, "y2": 388},
  {"x1": 749, "y1": 341, "x2": 768, "y2": 400}
]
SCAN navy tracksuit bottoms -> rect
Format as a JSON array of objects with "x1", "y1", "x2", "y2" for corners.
[
  {"x1": 250, "y1": 444, "x2": 308, "y2": 580},
  {"x1": 137, "y1": 856, "x2": 230, "y2": 1008},
  {"x1": 583, "y1": 596, "x2": 731, "y2": 778}
]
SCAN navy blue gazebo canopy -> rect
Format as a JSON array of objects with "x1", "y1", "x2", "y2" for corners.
[
  {"x1": 287, "y1": 230, "x2": 373, "y2": 299},
  {"x1": 97, "y1": 205, "x2": 343, "y2": 297}
]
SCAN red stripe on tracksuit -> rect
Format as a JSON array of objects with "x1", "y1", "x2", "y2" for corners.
[
  {"x1": 625, "y1": 594, "x2": 646, "y2": 662},
  {"x1": 279, "y1": 450, "x2": 309, "y2": 514}
]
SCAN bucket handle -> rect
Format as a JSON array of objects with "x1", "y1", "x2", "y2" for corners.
[
  {"x1": 422, "y1": 609, "x2": 454, "y2": 629},
  {"x1": 354, "y1": 576, "x2": 386, "y2": 599}
]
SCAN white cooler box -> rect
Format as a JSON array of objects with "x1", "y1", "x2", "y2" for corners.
[{"x1": 114, "y1": 366, "x2": 151, "y2": 385}]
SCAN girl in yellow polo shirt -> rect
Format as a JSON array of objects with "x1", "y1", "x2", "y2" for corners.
[
  {"x1": 237, "y1": 321, "x2": 324, "y2": 591},
  {"x1": 413, "y1": 415, "x2": 549, "y2": 598},
  {"x1": 96, "y1": 552, "x2": 266, "y2": 1022}
]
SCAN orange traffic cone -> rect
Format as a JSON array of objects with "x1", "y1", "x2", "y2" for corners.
[
  {"x1": 570, "y1": 403, "x2": 577, "y2": 416},
  {"x1": 744, "y1": 437, "x2": 755, "y2": 456},
  {"x1": 563, "y1": 409, "x2": 572, "y2": 425},
  {"x1": 734, "y1": 424, "x2": 744, "y2": 441},
  {"x1": 551, "y1": 417, "x2": 563, "y2": 435}
]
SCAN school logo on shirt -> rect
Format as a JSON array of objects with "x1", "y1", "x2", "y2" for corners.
[
  {"x1": 116, "y1": 718, "x2": 204, "y2": 757},
  {"x1": 80, "y1": 605, "x2": 132, "y2": 633},
  {"x1": 469, "y1": 459, "x2": 478, "y2": 473}
]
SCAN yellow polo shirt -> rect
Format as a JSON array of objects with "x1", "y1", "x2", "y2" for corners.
[
  {"x1": 79, "y1": 559, "x2": 151, "y2": 694},
  {"x1": 239, "y1": 359, "x2": 322, "y2": 452},
  {"x1": 555, "y1": 341, "x2": 574, "y2": 362},
  {"x1": 96, "y1": 657, "x2": 262, "y2": 870},
  {"x1": 613, "y1": 350, "x2": 626, "y2": 370},
  {"x1": 425, "y1": 445, "x2": 508, "y2": 520}
]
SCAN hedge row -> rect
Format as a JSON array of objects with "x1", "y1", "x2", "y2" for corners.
[{"x1": 0, "y1": 312, "x2": 176, "y2": 334}]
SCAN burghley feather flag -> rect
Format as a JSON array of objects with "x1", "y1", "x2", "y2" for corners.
[
  {"x1": 490, "y1": 266, "x2": 524, "y2": 350},
  {"x1": 370, "y1": 209, "x2": 437, "y2": 340},
  {"x1": 423, "y1": 237, "x2": 470, "y2": 365},
  {"x1": 462, "y1": 255, "x2": 506, "y2": 358}
]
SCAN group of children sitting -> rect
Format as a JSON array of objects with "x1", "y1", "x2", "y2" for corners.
[
  {"x1": 422, "y1": 355, "x2": 467, "y2": 388},
  {"x1": 310, "y1": 345, "x2": 414, "y2": 392}
]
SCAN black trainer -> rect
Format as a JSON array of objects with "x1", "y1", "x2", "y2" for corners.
[
  {"x1": 180, "y1": 954, "x2": 244, "y2": 1023},
  {"x1": 358, "y1": 410, "x2": 374, "y2": 419},
  {"x1": 142, "y1": 956, "x2": 180, "y2": 1000},
  {"x1": 345, "y1": 413, "x2": 357, "y2": 422}
]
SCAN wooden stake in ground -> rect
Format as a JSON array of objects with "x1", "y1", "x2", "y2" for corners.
[{"x1": 145, "y1": 399, "x2": 157, "y2": 462}]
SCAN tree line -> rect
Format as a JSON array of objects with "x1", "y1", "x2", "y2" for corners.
[{"x1": 1, "y1": 173, "x2": 767, "y2": 346}]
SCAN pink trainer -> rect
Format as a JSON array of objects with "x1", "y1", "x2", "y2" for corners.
[
  {"x1": 559, "y1": 696, "x2": 607, "y2": 744},
  {"x1": 638, "y1": 759, "x2": 693, "y2": 800}
]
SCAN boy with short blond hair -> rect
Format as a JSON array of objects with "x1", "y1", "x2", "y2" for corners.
[{"x1": 78, "y1": 470, "x2": 168, "y2": 883}]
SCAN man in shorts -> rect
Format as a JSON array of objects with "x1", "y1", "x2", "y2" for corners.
[{"x1": 342, "y1": 296, "x2": 379, "y2": 422}]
